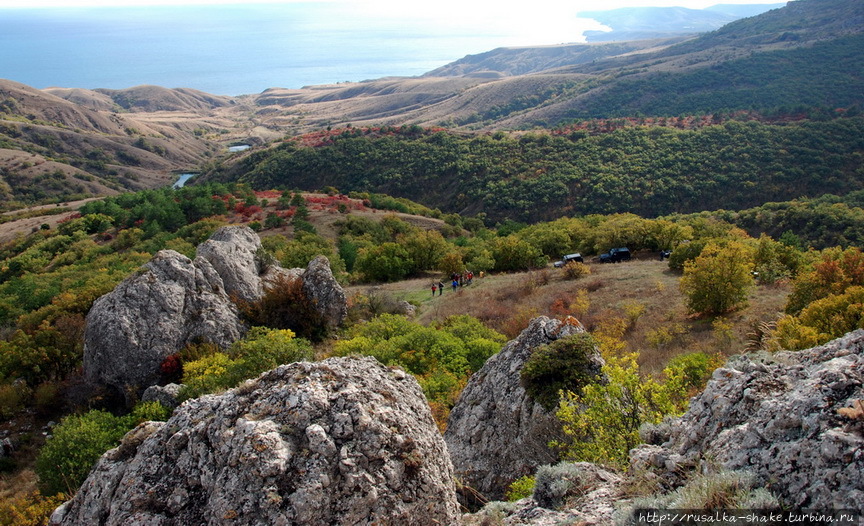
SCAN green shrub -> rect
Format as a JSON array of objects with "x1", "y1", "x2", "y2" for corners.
[
  {"x1": 35, "y1": 410, "x2": 131, "y2": 495},
  {"x1": 773, "y1": 285, "x2": 864, "y2": 350},
  {"x1": 264, "y1": 212, "x2": 285, "y2": 229},
  {"x1": 227, "y1": 326, "x2": 314, "y2": 377},
  {"x1": 680, "y1": 241, "x2": 755, "y2": 316},
  {"x1": 520, "y1": 333, "x2": 602, "y2": 411},
  {"x1": 130, "y1": 400, "x2": 173, "y2": 422},
  {"x1": 181, "y1": 327, "x2": 313, "y2": 399},
  {"x1": 333, "y1": 314, "x2": 505, "y2": 409},
  {"x1": 662, "y1": 352, "x2": 722, "y2": 406},
  {"x1": 181, "y1": 352, "x2": 240, "y2": 398},
  {"x1": 554, "y1": 352, "x2": 684, "y2": 468},
  {"x1": 667, "y1": 240, "x2": 707, "y2": 271},
  {"x1": 491, "y1": 235, "x2": 546, "y2": 272},
  {"x1": 355, "y1": 242, "x2": 411, "y2": 282},
  {"x1": 752, "y1": 234, "x2": 802, "y2": 285},
  {"x1": 506, "y1": 475, "x2": 536, "y2": 502}
]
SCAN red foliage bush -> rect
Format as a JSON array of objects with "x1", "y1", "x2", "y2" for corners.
[{"x1": 160, "y1": 354, "x2": 182, "y2": 382}]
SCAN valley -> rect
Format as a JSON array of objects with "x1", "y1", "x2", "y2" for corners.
[{"x1": 0, "y1": 0, "x2": 862, "y2": 523}]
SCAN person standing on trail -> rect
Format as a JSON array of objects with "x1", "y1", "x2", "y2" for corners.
[
  {"x1": 452, "y1": 279, "x2": 458, "y2": 292},
  {"x1": 431, "y1": 283, "x2": 437, "y2": 297},
  {"x1": 438, "y1": 281, "x2": 445, "y2": 296}
]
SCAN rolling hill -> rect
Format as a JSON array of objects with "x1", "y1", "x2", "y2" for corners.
[{"x1": 0, "y1": 0, "x2": 861, "y2": 211}]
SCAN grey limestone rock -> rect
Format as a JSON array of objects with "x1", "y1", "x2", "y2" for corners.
[
  {"x1": 630, "y1": 330, "x2": 864, "y2": 512},
  {"x1": 444, "y1": 316, "x2": 602, "y2": 502},
  {"x1": 396, "y1": 300, "x2": 417, "y2": 317},
  {"x1": 83, "y1": 226, "x2": 347, "y2": 400},
  {"x1": 51, "y1": 356, "x2": 460, "y2": 526},
  {"x1": 83, "y1": 249, "x2": 245, "y2": 400},
  {"x1": 464, "y1": 462, "x2": 622, "y2": 526},
  {"x1": 301, "y1": 255, "x2": 347, "y2": 329},
  {"x1": 195, "y1": 224, "x2": 268, "y2": 302},
  {"x1": 141, "y1": 383, "x2": 183, "y2": 409}
]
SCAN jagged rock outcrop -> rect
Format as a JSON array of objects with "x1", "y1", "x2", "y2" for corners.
[
  {"x1": 51, "y1": 356, "x2": 460, "y2": 526},
  {"x1": 84, "y1": 226, "x2": 347, "y2": 400},
  {"x1": 464, "y1": 462, "x2": 622, "y2": 526},
  {"x1": 444, "y1": 316, "x2": 602, "y2": 502},
  {"x1": 195, "y1": 225, "x2": 299, "y2": 302},
  {"x1": 631, "y1": 330, "x2": 864, "y2": 512},
  {"x1": 301, "y1": 255, "x2": 348, "y2": 329},
  {"x1": 83, "y1": 249, "x2": 245, "y2": 399}
]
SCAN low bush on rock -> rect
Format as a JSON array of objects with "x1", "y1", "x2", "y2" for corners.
[
  {"x1": 520, "y1": 333, "x2": 603, "y2": 411},
  {"x1": 237, "y1": 276, "x2": 329, "y2": 341},
  {"x1": 505, "y1": 475, "x2": 536, "y2": 502},
  {"x1": 533, "y1": 462, "x2": 595, "y2": 510},
  {"x1": 616, "y1": 470, "x2": 779, "y2": 523}
]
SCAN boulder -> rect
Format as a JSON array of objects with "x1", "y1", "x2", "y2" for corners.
[
  {"x1": 464, "y1": 462, "x2": 622, "y2": 526},
  {"x1": 141, "y1": 383, "x2": 183, "y2": 409},
  {"x1": 195, "y1": 224, "x2": 268, "y2": 302},
  {"x1": 444, "y1": 316, "x2": 602, "y2": 502},
  {"x1": 301, "y1": 255, "x2": 347, "y2": 329},
  {"x1": 631, "y1": 330, "x2": 864, "y2": 512},
  {"x1": 83, "y1": 226, "x2": 348, "y2": 400},
  {"x1": 83, "y1": 249, "x2": 245, "y2": 400},
  {"x1": 51, "y1": 356, "x2": 460, "y2": 526}
]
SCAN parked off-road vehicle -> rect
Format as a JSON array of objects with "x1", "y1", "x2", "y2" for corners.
[
  {"x1": 599, "y1": 247, "x2": 631, "y2": 263},
  {"x1": 553, "y1": 253, "x2": 583, "y2": 267}
]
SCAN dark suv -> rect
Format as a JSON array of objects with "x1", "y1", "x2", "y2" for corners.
[{"x1": 599, "y1": 247, "x2": 631, "y2": 263}]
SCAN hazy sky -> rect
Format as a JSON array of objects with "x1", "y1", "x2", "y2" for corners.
[{"x1": 0, "y1": 0, "x2": 780, "y2": 9}]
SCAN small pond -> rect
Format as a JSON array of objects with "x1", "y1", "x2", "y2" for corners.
[{"x1": 228, "y1": 144, "x2": 251, "y2": 153}]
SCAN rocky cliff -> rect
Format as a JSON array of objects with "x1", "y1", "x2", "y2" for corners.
[
  {"x1": 51, "y1": 356, "x2": 459, "y2": 525},
  {"x1": 444, "y1": 316, "x2": 602, "y2": 502},
  {"x1": 83, "y1": 226, "x2": 346, "y2": 400}
]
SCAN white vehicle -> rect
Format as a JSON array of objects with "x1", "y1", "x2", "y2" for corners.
[{"x1": 553, "y1": 253, "x2": 583, "y2": 267}]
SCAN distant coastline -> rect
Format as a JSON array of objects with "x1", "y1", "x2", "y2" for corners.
[{"x1": 0, "y1": 4, "x2": 606, "y2": 96}]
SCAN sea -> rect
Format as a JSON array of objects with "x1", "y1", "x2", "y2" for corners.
[{"x1": 0, "y1": 3, "x2": 608, "y2": 96}]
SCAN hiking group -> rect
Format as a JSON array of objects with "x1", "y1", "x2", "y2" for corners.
[{"x1": 431, "y1": 271, "x2": 476, "y2": 296}]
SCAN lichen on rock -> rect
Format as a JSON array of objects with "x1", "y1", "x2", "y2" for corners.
[
  {"x1": 51, "y1": 356, "x2": 459, "y2": 526},
  {"x1": 83, "y1": 248, "x2": 244, "y2": 401},
  {"x1": 631, "y1": 329, "x2": 864, "y2": 512}
]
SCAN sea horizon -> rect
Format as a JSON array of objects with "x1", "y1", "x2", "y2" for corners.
[{"x1": 0, "y1": 4, "x2": 608, "y2": 96}]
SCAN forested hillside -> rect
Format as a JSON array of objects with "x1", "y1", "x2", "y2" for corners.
[
  {"x1": 1, "y1": 0, "x2": 863, "y2": 520},
  {"x1": 204, "y1": 115, "x2": 864, "y2": 222},
  {"x1": 551, "y1": 33, "x2": 864, "y2": 120}
]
